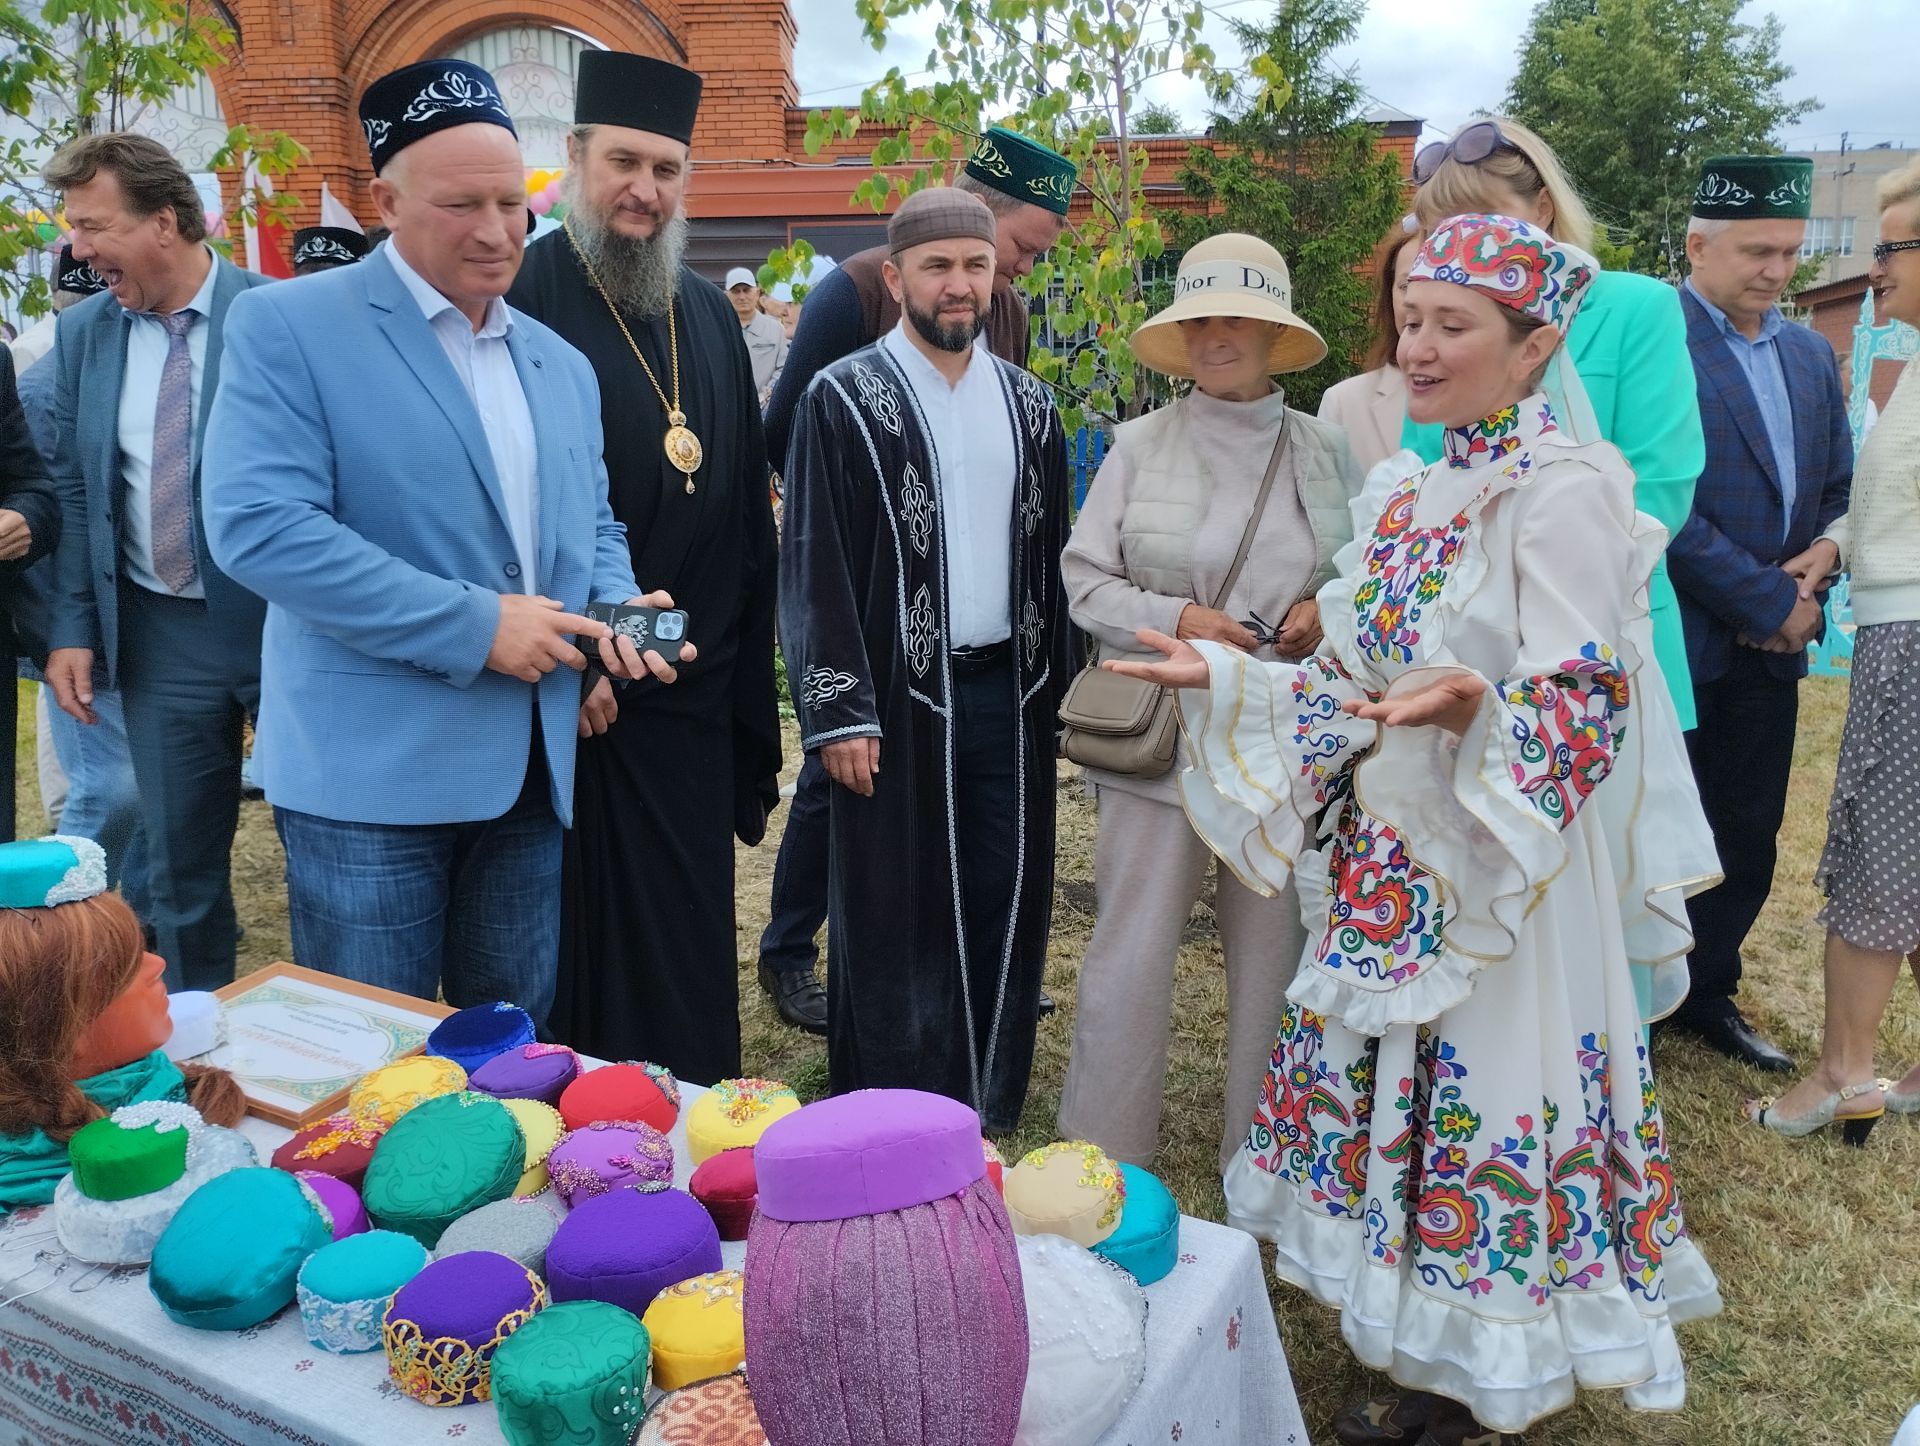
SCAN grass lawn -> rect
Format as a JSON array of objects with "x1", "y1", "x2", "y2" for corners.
[{"x1": 21, "y1": 674, "x2": 1918, "y2": 1445}]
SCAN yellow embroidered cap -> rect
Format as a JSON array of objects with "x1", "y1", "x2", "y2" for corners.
[
  {"x1": 349, "y1": 1055, "x2": 468, "y2": 1127},
  {"x1": 1003, "y1": 1140, "x2": 1127, "y2": 1248},
  {"x1": 502, "y1": 1098, "x2": 565, "y2": 1197},
  {"x1": 642, "y1": 1270, "x2": 747, "y2": 1389},
  {"x1": 685, "y1": 1079, "x2": 800, "y2": 1165}
]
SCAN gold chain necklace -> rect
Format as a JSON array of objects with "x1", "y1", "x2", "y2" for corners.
[{"x1": 563, "y1": 218, "x2": 703, "y2": 493}]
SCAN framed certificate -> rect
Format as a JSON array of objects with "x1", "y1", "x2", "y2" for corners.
[{"x1": 208, "y1": 964, "x2": 454, "y2": 1127}]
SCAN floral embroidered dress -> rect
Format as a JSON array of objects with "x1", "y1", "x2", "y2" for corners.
[{"x1": 1180, "y1": 397, "x2": 1722, "y2": 1433}]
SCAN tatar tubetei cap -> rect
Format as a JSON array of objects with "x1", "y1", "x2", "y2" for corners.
[
  {"x1": 55, "y1": 246, "x2": 108, "y2": 296},
  {"x1": 428, "y1": 1002, "x2": 536, "y2": 1076},
  {"x1": 291, "y1": 226, "x2": 369, "y2": 269},
  {"x1": 491, "y1": 1299, "x2": 652, "y2": 1446},
  {"x1": 574, "y1": 50, "x2": 703, "y2": 146},
  {"x1": 358, "y1": 59, "x2": 517, "y2": 176},
  {"x1": 752, "y1": 1088, "x2": 985, "y2": 1222},
  {"x1": 0, "y1": 835, "x2": 106, "y2": 908},
  {"x1": 965, "y1": 125, "x2": 1078, "y2": 215},
  {"x1": 887, "y1": 187, "x2": 996, "y2": 255},
  {"x1": 1692, "y1": 154, "x2": 1815, "y2": 220}
]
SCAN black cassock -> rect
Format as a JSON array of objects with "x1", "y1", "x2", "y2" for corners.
[
  {"x1": 508, "y1": 235, "x2": 781, "y2": 1085},
  {"x1": 779, "y1": 342, "x2": 1074, "y2": 1128}
]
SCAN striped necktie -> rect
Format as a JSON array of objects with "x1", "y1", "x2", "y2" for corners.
[{"x1": 149, "y1": 308, "x2": 199, "y2": 594}]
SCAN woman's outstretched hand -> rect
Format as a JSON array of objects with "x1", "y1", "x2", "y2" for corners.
[
  {"x1": 1104, "y1": 629, "x2": 1211, "y2": 690},
  {"x1": 1342, "y1": 672, "x2": 1486, "y2": 735}
]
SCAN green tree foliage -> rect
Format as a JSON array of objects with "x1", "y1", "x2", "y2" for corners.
[
  {"x1": 771, "y1": 0, "x2": 1284, "y2": 430},
  {"x1": 1130, "y1": 101, "x2": 1187, "y2": 136},
  {"x1": 1, "y1": 0, "x2": 307, "y2": 316},
  {"x1": 1170, "y1": 0, "x2": 1405, "y2": 412},
  {"x1": 1506, "y1": 0, "x2": 1814, "y2": 276}
]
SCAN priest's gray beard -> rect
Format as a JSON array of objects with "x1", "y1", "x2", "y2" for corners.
[{"x1": 563, "y1": 177, "x2": 689, "y2": 320}]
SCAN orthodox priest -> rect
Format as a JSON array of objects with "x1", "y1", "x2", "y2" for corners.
[
  {"x1": 779, "y1": 188, "x2": 1074, "y2": 1131},
  {"x1": 508, "y1": 50, "x2": 781, "y2": 1084}
]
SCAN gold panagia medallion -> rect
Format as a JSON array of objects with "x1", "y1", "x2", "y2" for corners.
[{"x1": 664, "y1": 412, "x2": 703, "y2": 492}]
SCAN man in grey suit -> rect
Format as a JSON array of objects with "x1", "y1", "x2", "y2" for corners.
[{"x1": 41, "y1": 133, "x2": 273, "y2": 990}]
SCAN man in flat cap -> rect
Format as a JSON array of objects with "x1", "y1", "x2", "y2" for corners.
[
  {"x1": 1663, "y1": 154, "x2": 1853, "y2": 1071},
  {"x1": 204, "y1": 58, "x2": 684, "y2": 1023},
  {"x1": 291, "y1": 225, "x2": 370, "y2": 277},
  {"x1": 779, "y1": 186, "x2": 1074, "y2": 1130},
  {"x1": 754, "y1": 125, "x2": 1075, "y2": 1037},
  {"x1": 507, "y1": 50, "x2": 781, "y2": 1084}
]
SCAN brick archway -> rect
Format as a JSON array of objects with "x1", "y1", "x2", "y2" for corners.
[{"x1": 345, "y1": 0, "x2": 684, "y2": 103}]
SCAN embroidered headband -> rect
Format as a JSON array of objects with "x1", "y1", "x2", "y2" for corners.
[{"x1": 1408, "y1": 213, "x2": 1597, "y2": 335}]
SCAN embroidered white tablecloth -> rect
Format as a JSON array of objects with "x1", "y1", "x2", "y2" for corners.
[{"x1": 0, "y1": 1090, "x2": 1309, "y2": 1446}]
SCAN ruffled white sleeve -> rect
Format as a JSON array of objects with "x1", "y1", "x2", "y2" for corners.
[
  {"x1": 1174, "y1": 643, "x2": 1376, "y2": 897},
  {"x1": 1357, "y1": 459, "x2": 1642, "y2": 966}
]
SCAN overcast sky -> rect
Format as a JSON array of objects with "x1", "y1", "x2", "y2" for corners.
[{"x1": 790, "y1": 0, "x2": 1916, "y2": 155}]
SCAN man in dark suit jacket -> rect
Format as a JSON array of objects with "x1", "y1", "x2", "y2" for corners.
[
  {"x1": 0, "y1": 349, "x2": 61, "y2": 837},
  {"x1": 40, "y1": 133, "x2": 273, "y2": 990},
  {"x1": 1666, "y1": 155, "x2": 1852, "y2": 1071}
]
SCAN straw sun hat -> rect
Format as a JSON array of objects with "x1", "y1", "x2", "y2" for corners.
[{"x1": 1128, "y1": 233, "x2": 1327, "y2": 378}]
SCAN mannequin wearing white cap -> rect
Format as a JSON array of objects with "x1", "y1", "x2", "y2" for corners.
[{"x1": 725, "y1": 267, "x2": 787, "y2": 403}]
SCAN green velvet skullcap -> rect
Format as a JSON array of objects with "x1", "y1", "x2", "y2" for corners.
[
  {"x1": 68, "y1": 1116, "x2": 188, "y2": 1201},
  {"x1": 1691, "y1": 155, "x2": 1814, "y2": 220},
  {"x1": 964, "y1": 125, "x2": 1077, "y2": 215}
]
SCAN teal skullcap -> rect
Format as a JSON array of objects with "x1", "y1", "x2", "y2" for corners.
[
  {"x1": 0, "y1": 836, "x2": 108, "y2": 910},
  {"x1": 1692, "y1": 155, "x2": 1814, "y2": 221},
  {"x1": 964, "y1": 126, "x2": 1078, "y2": 215}
]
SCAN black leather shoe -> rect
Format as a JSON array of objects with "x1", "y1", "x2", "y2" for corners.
[
  {"x1": 1662, "y1": 1010, "x2": 1794, "y2": 1073},
  {"x1": 757, "y1": 962, "x2": 827, "y2": 1036},
  {"x1": 1038, "y1": 988, "x2": 1057, "y2": 1020}
]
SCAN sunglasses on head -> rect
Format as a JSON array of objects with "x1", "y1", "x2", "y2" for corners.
[
  {"x1": 1412, "y1": 121, "x2": 1520, "y2": 187},
  {"x1": 1874, "y1": 238, "x2": 1920, "y2": 264}
]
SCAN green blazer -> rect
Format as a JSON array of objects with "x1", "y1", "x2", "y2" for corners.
[{"x1": 1402, "y1": 269, "x2": 1704, "y2": 729}]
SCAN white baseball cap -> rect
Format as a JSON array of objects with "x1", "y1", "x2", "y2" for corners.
[{"x1": 725, "y1": 267, "x2": 757, "y2": 290}]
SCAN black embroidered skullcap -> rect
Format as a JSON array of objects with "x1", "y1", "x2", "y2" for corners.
[
  {"x1": 574, "y1": 51, "x2": 703, "y2": 146},
  {"x1": 359, "y1": 59, "x2": 517, "y2": 176},
  {"x1": 55, "y1": 245, "x2": 107, "y2": 296},
  {"x1": 291, "y1": 227, "x2": 369, "y2": 269}
]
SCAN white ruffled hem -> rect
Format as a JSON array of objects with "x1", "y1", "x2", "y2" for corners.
[{"x1": 1224, "y1": 1154, "x2": 1722, "y2": 1434}]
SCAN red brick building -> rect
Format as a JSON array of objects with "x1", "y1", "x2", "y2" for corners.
[
  {"x1": 185, "y1": 3, "x2": 1417, "y2": 281},
  {"x1": 1797, "y1": 271, "x2": 1907, "y2": 414}
]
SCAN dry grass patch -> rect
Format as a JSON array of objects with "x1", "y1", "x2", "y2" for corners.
[{"x1": 23, "y1": 676, "x2": 1915, "y2": 1444}]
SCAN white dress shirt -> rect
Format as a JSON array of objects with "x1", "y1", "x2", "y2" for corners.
[
  {"x1": 881, "y1": 322, "x2": 1016, "y2": 648},
  {"x1": 387, "y1": 242, "x2": 540, "y2": 591},
  {"x1": 118, "y1": 247, "x2": 219, "y2": 598}
]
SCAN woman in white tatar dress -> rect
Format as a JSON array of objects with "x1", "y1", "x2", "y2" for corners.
[{"x1": 1110, "y1": 214, "x2": 1723, "y2": 1445}]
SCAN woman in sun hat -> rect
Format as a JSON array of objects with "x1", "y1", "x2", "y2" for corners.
[
  {"x1": 1108, "y1": 214, "x2": 1722, "y2": 1444},
  {"x1": 1056, "y1": 232, "x2": 1364, "y2": 1176}
]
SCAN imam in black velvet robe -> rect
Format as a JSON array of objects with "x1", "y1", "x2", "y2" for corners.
[
  {"x1": 778, "y1": 340, "x2": 1074, "y2": 1128},
  {"x1": 508, "y1": 233, "x2": 782, "y2": 1086}
]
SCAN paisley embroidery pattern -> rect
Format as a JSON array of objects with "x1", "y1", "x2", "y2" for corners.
[
  {"x1": 401, "y1": 69, "x2": 507, "y2": 124},
  {"x1": 800, "y1": 667, "x2": 860, "y2": 708},
  {"x1": 1501, "y1": 641, "x2": 1630, "y2": 828},
  {"x1": 1315, "y1": 805, "x2": 1445, "y2": 985},
  {"x1": 904, "y1": 585, "x2": 937, "y2": 678},
  {"x1": 851, "y1": 359, "x2": 904, "y2": 437},
  {"x1": 1351, "y1": 479, "x2": 1470, "y2": 665},
  {"x1": 899, "y1": 460, "x2": 934, "y2": 556}
]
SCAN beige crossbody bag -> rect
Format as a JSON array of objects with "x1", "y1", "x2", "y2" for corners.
[{"x1": 1057, "y1": 420, "x2": 1288, "y2": 778}]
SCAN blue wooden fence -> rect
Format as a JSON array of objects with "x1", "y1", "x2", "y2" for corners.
[{"x1": 1072, "y1": 427, "x2": 1109, "y2": 509}]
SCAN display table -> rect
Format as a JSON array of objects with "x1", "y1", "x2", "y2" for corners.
[{"x1": 0, "y1": 1085, "x2": 1310, "y2": 1446}]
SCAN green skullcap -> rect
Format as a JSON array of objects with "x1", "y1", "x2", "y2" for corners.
[
  {"x1": 1692, "y1": 155, "x2": 1814, "y2": 221},
  {"x1": 964, "y1": 126, "x2": 1078, "y2": 216}
]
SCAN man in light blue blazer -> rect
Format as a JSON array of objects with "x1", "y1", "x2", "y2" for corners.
[
  {"x1": 40, "y1": 133, "x2": 275, "y2": 991},
  {"x1": 204, "y1": 59, "x2": 682, "y2": 1024}
]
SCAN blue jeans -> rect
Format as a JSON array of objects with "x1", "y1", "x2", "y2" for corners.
[
  {"x1": 273, "y1": 754, "x2": 563, "y2": 1027},
  {"x1": 35, "y1": 676, "x2": 151, "y2": 918}
]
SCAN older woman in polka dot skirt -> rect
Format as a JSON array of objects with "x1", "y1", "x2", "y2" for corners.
[{"x1": 1748, "y1": 159, "x2": 1920, "y2": 1143}]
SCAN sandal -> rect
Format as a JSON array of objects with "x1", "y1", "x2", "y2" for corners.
[{"x1": 1747, "y1": 1078, "x2": 1884, "y2": 1146}]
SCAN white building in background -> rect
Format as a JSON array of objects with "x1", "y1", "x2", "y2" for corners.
[{"x1": 1805, "y1": 142, "x2": 1917, "y2": 285}]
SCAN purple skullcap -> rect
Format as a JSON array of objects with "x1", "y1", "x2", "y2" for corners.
[
  {"x1": 753, "y1": 1089, "x2": 986, "y2": 1223},
  {"x1": 887, "y1": 187, "x2": 996, "y2": 255},
  {"x1": 744, "y1": 1175, "x2": 1027, "y2": 1446}
]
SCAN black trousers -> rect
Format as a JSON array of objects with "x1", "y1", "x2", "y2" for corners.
[
  {"x1": 757, "y1": 753, "x2": 830, "y2": 976},
  {"x1": 1678, "y1": 647, "x2": 1800, "y2": 1024}
]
